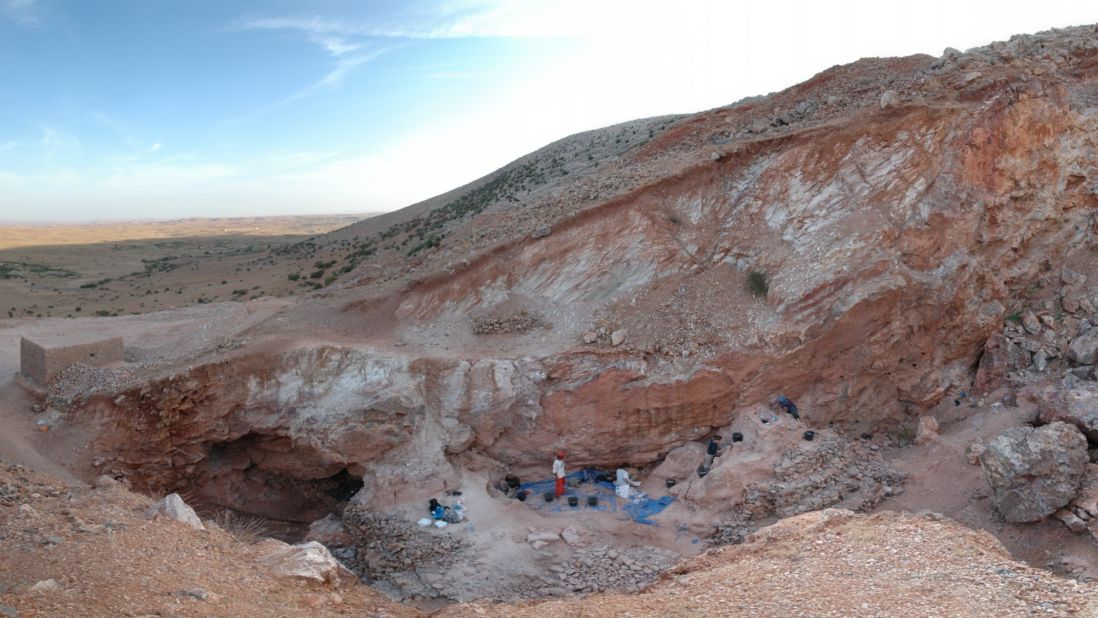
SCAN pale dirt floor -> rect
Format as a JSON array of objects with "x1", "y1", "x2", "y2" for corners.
[{"x1": 874, "y1": 393, "x2": 1098, "y2": 581}]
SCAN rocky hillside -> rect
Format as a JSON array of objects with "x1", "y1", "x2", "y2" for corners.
[
  {"x1": 62, "y1": 24, "x2": 1098, "y2": 501},
  {"x1": 12, "y1": 22, "x2": 1098, "y2": 615}
]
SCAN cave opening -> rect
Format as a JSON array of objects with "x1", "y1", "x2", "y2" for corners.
[{"x1": 176, "y1": 433, "x2": 366, "y2": 541}]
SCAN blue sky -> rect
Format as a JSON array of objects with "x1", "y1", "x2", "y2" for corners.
[{"x1": 1, "y1": 0, "x2": 1095, "y2": 221}]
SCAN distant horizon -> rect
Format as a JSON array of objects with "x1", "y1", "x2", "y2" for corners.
[
  {"x1": 0, "y1": 211, "x2": 377, "y2": 226},
  {"x1": 1, "y1": 0, "x2": 1095, "y2": 221}
]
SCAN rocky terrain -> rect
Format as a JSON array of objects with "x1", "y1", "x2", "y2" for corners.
[
  {"x1": 2, "y1": 22, "x2": 1098, "y2": 617},
  {"x1": 442, "y1": 509, "x2": 1098, "y2": 617}
]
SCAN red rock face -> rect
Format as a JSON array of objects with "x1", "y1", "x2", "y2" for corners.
[{"x1": 71, "y1": 27, "x2": 1098, "y2": 514}]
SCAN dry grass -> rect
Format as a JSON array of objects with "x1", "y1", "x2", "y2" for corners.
[{"x1": 212, "y1": 510, "x2": 271, "y2": 545}]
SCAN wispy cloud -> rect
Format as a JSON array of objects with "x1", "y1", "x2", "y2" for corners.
[
  {"x1": 40, "y1": 127, "x2": 79, "y2": 161},
  {"x1": 231, "y1": 1, "x2": 597, "y2": 41},
  {"x1": 86, "y1": 111, "x2": 165, "y2": 157},
  {"x1": 228, "y1": 13, "x2": 411, "y2": 111},
  {"x1": 0, "y1": 140, "x2": 17, "y2": 151},
  {"x1": 1, "y1": 0, "x2": 40, "y2": 27}
]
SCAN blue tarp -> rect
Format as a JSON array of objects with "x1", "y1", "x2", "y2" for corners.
[{"x1": 517, "y1": 467, "x2": 674, "y2": 525}]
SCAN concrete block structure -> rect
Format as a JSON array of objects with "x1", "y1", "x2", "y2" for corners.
[{"x1": 20, "y1": 334, "x2": 124, "y2": 387}]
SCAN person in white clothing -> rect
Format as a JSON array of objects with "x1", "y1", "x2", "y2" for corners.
[
  {"x1": 615, "y1": 464, "x2": 641, "y2": 500},
  {"x1": 553, "y1": 451, "x2": 566, "y2": 497}
]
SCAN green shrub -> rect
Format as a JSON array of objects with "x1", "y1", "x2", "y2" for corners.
[
  {"x1": 889, "y1": 424, "x2": 917, "y2": 447},
  {"x1": 747, "y1": 271, "x2": 769, "y2": 297},
  {"x1": 287, "y1": 272, "x2": 300, "y2": 281}
]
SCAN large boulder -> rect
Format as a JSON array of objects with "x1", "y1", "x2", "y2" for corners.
[
  {"x1": 1067, "y1": 329, "x2": 1098, "y2": 365},
  {"x1": 145, "y1": 493, "x2": 204, "y2": 531},
  {"x1": 1072, "y1": 464, "x2": 1098, "y2": 516},
  {"x1": 258, "y1": 541, "x2": 356, "y2": 586},
  {"x1": 980, "y1": 422, "x2": 1088, "y2": 522},
  {"x1": 1035, "y1": 383, "x2": 1098, "y2": 441}
]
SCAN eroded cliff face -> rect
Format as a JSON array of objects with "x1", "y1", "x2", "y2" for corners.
[
  {"x1": 69, "y1": 26, "x2": 1098, "y2": 518},
  {"x1": 79, "y1": 347, "x2": 548, "y2": 514}
]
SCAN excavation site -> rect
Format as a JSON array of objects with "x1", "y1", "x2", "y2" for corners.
[{"x1": 4, "y1": 20, "x2": 1098, "y2": 618}]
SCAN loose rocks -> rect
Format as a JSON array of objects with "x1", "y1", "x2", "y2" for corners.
[
  {"x1": 1067, "y1": 329, "x2": 1098, "y2": 365},
  {"x1": 472, "y1": 309, "x2": 544, "y2": 335},
  {"x1": 145, "y1": 493, "x2": 204, "y2": 531}
]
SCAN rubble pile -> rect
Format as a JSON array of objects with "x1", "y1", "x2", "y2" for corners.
[
  {"x1": 711, "y1": 433, "x2": 905, "y2": 545},
  {"x1": 339, "y1": 505, "x2": 471, "y2": 596},
  {"x1": 471, "y1": 309, "x2": 545, "y2": 335},
  {"x1": 45, "y1": 362, "x2": 145, "y2": 411},
  {"x1": 546, "y1": 545, "x2": 677, "y2": 595}
]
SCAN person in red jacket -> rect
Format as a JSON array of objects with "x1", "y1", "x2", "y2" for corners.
[{"x1": 552, "y1": 451, "x2": 566, "y2": 497}]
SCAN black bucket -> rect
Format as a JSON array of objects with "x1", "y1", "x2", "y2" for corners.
[
  {"x1": 803, "y1": 430, "x2": 816, "y2": 441},
  {"x1": 587, "y1": 495, "x2": 598, "y2": 507},
  {"x1": 665, "y1": 478, "x2": 677, "y2": 488},
  {"x1": 568, "y1": 496, "x2": 579, "y2": 507},
  {"x1": 732, "y1": 432, "x2": 744, "y2": 442},
  {"x1": 544, "y1": 492, "x2": 555, "y2": 503},
  {"x1": 515, "y1": 490, "x2": 528, "y2": 502}
]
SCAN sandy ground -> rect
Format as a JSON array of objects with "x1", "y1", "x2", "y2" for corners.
[{"x1": 0, "y1": 215, "x2": 368, "y2": 250}]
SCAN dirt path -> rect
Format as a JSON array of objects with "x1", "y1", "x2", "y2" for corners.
[
  {"x1": 874, "y1": 398, "x2": 1098, "y2": 579},
  {"x1": 0, "y1": 379, "x2": 80, "y2": 484}
]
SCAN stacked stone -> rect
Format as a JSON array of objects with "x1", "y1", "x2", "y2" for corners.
[
  {"x1": 546, "y1": 546, "x2": 675, "y2": 595},
  {"x1": 709, "y1": 433, "x2": 905, "y2": 546},
  {"x1": 340, "y1": 506, "x2": 469, "y2": 581},
  {"x1": 472, "y1": 309, "x2": 544, "y2": 335},
  {"x1": 45, "y1": 363, "x2": 144, "y2": 411}
]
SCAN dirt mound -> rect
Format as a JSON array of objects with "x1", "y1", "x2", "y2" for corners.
[
  {"x1": 0, "y1": 461, "x2": 416, "y2": 618},
  {"x1": 441, "y1": 509, "x2": 1097, "y2": 617}
]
